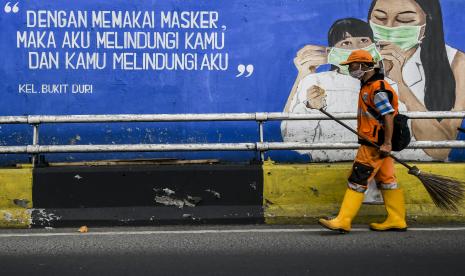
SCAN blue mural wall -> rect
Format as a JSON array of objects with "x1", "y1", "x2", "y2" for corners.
[{"x1": 0, "y1": 0, "x2": 464, "y2": 164}]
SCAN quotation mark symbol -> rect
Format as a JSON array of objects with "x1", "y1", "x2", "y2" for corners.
[
  {"x1": 236, "y1": 64, "x2": 254, "y2": 78},
  {"x1": 4, "y1": 2, "x2": 19, "y2": 13}
]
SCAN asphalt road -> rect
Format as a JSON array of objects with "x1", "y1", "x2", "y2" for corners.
[{"x1": 1, "y1": 225, "x2": 465, "y2": 275}]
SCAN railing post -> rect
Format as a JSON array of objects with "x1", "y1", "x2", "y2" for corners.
[
  {"x1": 31, "y1": 124, "x2": 39, "y2": 167},
  {"x1": 255, "y1": 112, "x2": 268, "y2": 163},
  {"x1": 258, "y1": 121, "x2": 265, "y2": 162}
]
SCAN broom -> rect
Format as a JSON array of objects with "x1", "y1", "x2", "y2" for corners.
[{"x1": 318, "y1": 108, "x2": 465, "y2": 212}]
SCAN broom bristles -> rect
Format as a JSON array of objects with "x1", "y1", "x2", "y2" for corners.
[{"x1": 416, "y1": 172, "x2": 465, "y2": 212}]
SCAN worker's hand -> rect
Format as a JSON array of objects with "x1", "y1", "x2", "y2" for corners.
[
  {"x1": 305, "y1": 85, "x2": 327, "y2": 109},
  {"x1": 379, "y1": 143, "x2": 392, "y2": 158},
  {"x1": 294, "y1": 45, "x2": 328, "y2": 75}
]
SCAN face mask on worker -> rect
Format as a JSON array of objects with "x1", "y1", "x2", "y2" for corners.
[
  {"x1": 349, "y1": 64, "x2": 373, "y2": 79},
  {"x1": 328, "y1": 43, "x2": 381, "y2": 75},
  {"x1": 370, "y1": 21, "x2": 425, "y2": 51}
]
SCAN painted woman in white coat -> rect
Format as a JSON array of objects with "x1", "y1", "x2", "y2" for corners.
[{"x1": 367, "y1": 0, "x2": 465, "y2": 161}]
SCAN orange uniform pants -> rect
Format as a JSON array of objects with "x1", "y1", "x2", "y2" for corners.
[{"x1": 347, "y1": 145, "x2": 398, "y2": 193}]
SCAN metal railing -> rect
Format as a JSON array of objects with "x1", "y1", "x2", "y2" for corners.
[{"x1": 1, "y1": 111, "x2": 465, "y2": 166}]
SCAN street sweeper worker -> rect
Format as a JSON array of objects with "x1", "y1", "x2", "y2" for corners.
[{"x1": 306, "y1": 49, "x2": 408, "y2": 233}]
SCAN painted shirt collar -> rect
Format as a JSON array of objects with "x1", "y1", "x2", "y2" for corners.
[{"x1": 402, "y1": 46, "x2": 423, "y2": 88}]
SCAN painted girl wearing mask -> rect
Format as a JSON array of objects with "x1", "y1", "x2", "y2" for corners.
[
  {"x1": 368, "y1": 0, "x2": 465, "y2": 160},
  {"x1": 282, "y1": 18, "x2": 384, "y2": 161}
]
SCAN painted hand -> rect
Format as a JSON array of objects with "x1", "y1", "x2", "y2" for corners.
[
  {"x1": 294, "y1": 45, "x2": 328, "y2": 75},
  {"x1": 378, "y1": 41, "x2": 407, "y2": 85},
  {"x1": 305, "y1": 85, "x2": 327, "y2": 109}
]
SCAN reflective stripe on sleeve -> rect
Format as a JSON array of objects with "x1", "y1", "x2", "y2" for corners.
[{"x1": 374, "y1": 92, "x2": 394, "y2": 116}]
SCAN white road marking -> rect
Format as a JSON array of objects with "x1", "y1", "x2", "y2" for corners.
[
  {"x1": 408, "y1": 227, "x2": 465, "y2": 231},
  {"x1": 0, "y1": 227, "x2": 464, "y2": 238}
]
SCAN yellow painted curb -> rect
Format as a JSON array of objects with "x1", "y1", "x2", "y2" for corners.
[
  {"x1": 263, "y1": 161, "x2": 465, "y2": 224},
  {"x1": 0, "y1": 168, "x2": 33, "y2": 228}
]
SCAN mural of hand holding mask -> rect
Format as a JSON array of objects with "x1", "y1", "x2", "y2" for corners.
[
  {"x1": 294, "y1": 45, "x2": 328, "y2": 75},
  {"x1": 305, "y1": 85, "x2": 327, "y2": 110}
]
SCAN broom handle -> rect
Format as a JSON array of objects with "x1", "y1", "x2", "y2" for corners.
[{"x1": 318, "y1": 108, "x2": 414, "y2": 171}]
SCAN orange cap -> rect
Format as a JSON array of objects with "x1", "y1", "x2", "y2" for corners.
[{"x1": 340, "y1": 49, "x2": 374, "y2": 65}]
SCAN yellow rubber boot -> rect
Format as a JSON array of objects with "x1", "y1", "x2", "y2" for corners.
[
  {"x1": 318, "y1": 188, "x2": 364, "y2": 233},
  {"x1": 370, "y1": 189, "x2": 408, "y2": 231}
]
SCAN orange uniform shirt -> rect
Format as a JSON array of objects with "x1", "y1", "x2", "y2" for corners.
[{"x1": 357, "y1": 72, "x2": 399, "y2": 146}]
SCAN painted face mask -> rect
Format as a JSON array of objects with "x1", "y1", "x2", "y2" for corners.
[
  {"x1": 327, "y1": 44, "x2": 382, "y2": 75},
  {"x1": 370, "y1": 21, "x2": 425, "y2": 51}
]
